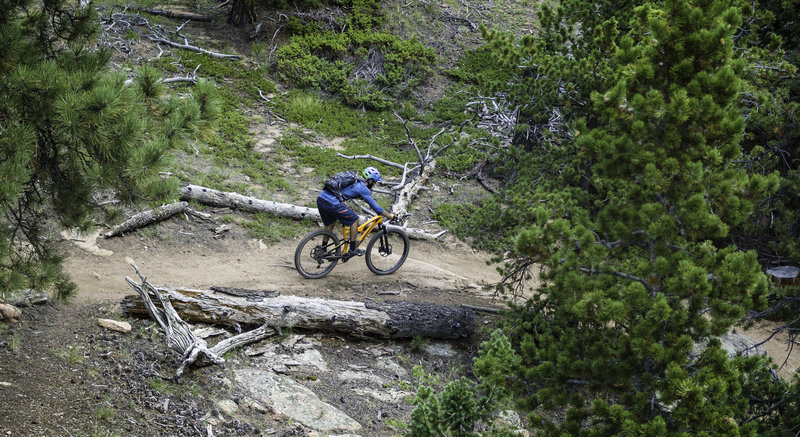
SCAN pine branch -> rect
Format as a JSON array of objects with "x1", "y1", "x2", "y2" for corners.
[{"x1": 578, "y1": 267, "x2": 658, "y2": 297}]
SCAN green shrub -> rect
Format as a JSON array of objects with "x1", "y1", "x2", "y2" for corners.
[
  {"x1": 407, "y1": 331, "x2": 523, "y2": 436},
  {"x1": 275, "y1": 0, "x2": 435, "y2": 109}
]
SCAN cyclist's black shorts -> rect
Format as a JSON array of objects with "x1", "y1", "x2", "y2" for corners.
[{"x1": 317, "y1": 197, "x2": 358, "y2": 226}]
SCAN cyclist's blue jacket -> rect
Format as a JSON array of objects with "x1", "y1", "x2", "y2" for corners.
[{"x1": 318, "y1": 180, "x2": 384, "y2": 214}]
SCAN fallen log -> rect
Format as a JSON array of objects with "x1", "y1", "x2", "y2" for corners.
[
  {"x1": 181, "y1": 184, "x2": 318, "y2": 220},
  {"x1": 132, "y1": 7, "x2": 213, "y2": 22},
  {"x1": 121, "y1": 286, "x2": 474, "y2": 340},
  {"x1": 104, "y1": 201, "x2": 188, "y2": 238},
  {"x1": 179, "y1": 184, "x2": 445, "y2": 240}
]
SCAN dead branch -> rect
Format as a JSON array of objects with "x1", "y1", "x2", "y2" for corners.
[
  {"x1": 148, "y1": 36, "x2": 241, "y2": 60},
  {"x1": 461, "y1": 304, "x2": 500, "y2": 314},
  {"x1": 162, "y1": 64, "x2": 202, "y2": 84},
  {"x1": 394, "y1": 111, "x2": 426, "y2": 170},
  {"x1": 334, "y1": 153, "x2": 406, "y2": 170},
  {"x1": 125, "y1": 261, "x2": 275, "y2": 376},
  {"x1": 439, "y1": 12, "x2": 478, "y2": 31},
  {"x1": 477, "y1": 174, "x2": 498, "y2": 194},
  {"x1": 104, "y1": 201, "x2": 189, "y2": 238},
  {"x1": 132, "y1": 7, "x2": 213, "y2": 22}
]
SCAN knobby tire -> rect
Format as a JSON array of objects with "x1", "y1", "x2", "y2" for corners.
[
  {"x1": 365, "y1": 228, "x2": 409, "y2": 275},
  {"x1": 295, "y1": 229, "x2": 341, "y2": 279}
]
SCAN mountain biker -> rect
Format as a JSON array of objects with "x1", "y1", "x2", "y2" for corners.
[{"x1": 316, "y1": 166, "x2": 395, "y2": 258}]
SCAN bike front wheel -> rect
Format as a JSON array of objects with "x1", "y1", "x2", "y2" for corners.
[
  {"x1": 295, "y1": 229, "x2": 341, "y2": 279},
  {"x1": 365, "y1": 229, "x2": 410, "y2": 275}
]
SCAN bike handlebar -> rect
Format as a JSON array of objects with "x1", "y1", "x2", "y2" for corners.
[{"x1": 389, "y1": 213, "x2": 411, "y2": 225}]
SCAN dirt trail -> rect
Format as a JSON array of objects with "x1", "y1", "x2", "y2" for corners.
[{"x1": 61, "y1": 224, "x2": 503, "y2": 307}]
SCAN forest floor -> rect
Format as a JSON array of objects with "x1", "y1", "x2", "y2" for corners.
[{"x1": 0, "y1": 213, "x2": 512, "y2": 436}]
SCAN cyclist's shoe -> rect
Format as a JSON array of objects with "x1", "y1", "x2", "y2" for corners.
[{"x1": 349, "y1": 241, "x2": 365, "y2": 257}]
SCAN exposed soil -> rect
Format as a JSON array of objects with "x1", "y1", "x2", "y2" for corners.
[{"x1": 0, "y1": 214, "x2": 506, "y2": 436}]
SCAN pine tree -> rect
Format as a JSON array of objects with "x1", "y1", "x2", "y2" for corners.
[
  {"x1": 0, "y1": 0, "x2": 217, "y2": 299},
  {"x1": 470, "y1": 0, "x2": 786, "y2": 434}
]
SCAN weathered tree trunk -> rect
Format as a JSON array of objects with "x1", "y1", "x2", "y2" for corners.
[
  {"x1": 122, "y1": 286, "x2": 474, "y2": 340},
  {"x1": 181, "y1": 184, "x2": 319, "y2": 220},
  {"x1": 104, "y1": 201, "x2": 188, "y2": 238},
  {"x1": 132, "y1": 7, "x2": 212, "y2": 21},
  {"x1": 392, "y1": 160, "x2": 435, "y2": 216},
  {"x1": 227, "y1": 0, "x2": 253, "y2": 26},
  {"x1": 179, "y1": 184, "x2": 445, "y2": 240}
]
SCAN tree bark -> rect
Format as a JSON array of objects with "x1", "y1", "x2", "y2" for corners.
[
  {"x1": 121, "y1": 286, "x2": 474, "y2": 340},
  {"x1": 227, "y1": 0, "x2": 253, "y2": 26}
]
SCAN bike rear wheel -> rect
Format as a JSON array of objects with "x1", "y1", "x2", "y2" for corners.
[
  {"x1": 295, "y1": 229, "x2": 341, "y2": 279},
  {"x1": 365, "y1": 228, "x2": 409, "y2": 275}
]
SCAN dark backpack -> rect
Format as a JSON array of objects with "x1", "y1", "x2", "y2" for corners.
[{"x1": 323, "y1": 170, "x2": 358, "y2": 201}]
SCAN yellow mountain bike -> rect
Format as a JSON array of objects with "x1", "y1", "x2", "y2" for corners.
[{"x1": 294, "y1": 214, "x2": 410, "y2": 279}]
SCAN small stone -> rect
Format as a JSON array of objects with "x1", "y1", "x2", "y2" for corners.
[
  {"x1": 0, "y1": 303, "x2": 21, "y2": 323},
  {"x1": 217, "y1": 399, "x2": 239, "y2": 416},
  {"x1": 97, "y1": 318, "x2": 132, "y2": 333}
]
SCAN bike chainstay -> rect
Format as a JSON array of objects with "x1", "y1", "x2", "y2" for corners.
[{"x1": 312, "y1": 241, "x2": 342, "y2": 265}]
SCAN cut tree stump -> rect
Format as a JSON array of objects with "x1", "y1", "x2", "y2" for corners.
[
  {"x1": 766, "y1": 266, "x2": 800, "y2": 287},
  {"x1": 121, "y1": 286, "x2": 474, "y2": 340}
]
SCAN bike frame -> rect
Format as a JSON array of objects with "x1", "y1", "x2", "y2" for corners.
[{"x1": 341, "y1": 215, "x2": 385, "y2": 254}]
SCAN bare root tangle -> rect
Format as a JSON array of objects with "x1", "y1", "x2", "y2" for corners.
[
  {"x1": 465, "y1": 95, "x2": 519, "y2": 147},
  {"x1": 124, "y1": 261, "x2": 275, "y2": 376},
  {"x1": 283, "y1": 7, "x2": 349, "y2": 33},
  {"x1": 351, "y1": 48, "x2": 386, "y2": 81}
]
